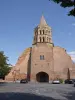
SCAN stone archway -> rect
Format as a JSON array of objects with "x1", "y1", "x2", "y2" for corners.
[{"x1": 36, "y1": 72, "x2": 49, "y2": 82}]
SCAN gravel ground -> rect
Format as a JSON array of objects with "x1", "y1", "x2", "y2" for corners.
[{"x1": 0, "y1": 82, "x2": 75, "y2": 100}]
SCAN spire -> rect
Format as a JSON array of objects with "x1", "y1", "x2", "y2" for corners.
[{"x1": 39, "y1": 15, "x2": 47, "y2": 26}]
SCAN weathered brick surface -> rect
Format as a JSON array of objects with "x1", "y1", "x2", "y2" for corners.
[{"x1": 31, "y1": 43, "x2": 54, "y2": 81}]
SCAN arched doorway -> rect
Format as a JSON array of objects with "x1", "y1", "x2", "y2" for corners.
[{"x1": 36, "y1": 72, "x2": 49, "y2": 82}]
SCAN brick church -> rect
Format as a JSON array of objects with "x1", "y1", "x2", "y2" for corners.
[{"x1": 5, "y1": 16, "x2": 75, "y2": 82}]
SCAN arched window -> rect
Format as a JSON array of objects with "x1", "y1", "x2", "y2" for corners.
[
  {"x1": 40, "y1": 37, "x2": 41, "y2": 42},
  {"x1": 43, "y1": 30, "x2": 44, "y2": 34},
  {"x1": 49, "y1": 31, "x2": 50, "y2": 33},
  {"x1": 40, "y1": 30, "x2": 41, "y2": 34},
  {"x1": 43, "y1": 37, "x2": 45, "y2": 42},
  {"x1": 34, "y1": 37, "x2": 35, "y2": 41},
  {"x1": 36, "y1": 37, "x2": 37, "y2": 42},
  {"x1": 35, "y1": 32, "x2": 37, "y2": 35},
  {"x1": 47, "y1": 37, "x2": 48, "y2": 42},
  {"x1": 49, "y1": 38, "x2": 51, "y2": 42}
]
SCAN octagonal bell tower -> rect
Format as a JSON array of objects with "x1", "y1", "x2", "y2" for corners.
[{"x1": 32, "y1": 15, "x2": 53, "y2": 46}]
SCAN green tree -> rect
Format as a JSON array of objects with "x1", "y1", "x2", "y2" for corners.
[
  {"x1": 49, "y1": 0, "x2": 75, "y2": 16},
  {"x1": 0, "y1": 51, "x2": 11, "y2": 79}
]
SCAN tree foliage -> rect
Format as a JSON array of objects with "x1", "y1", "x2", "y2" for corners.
[
  {"x1": 50, "y1": 0, "x2": 75, "y2": 16},
  {"x1": 0, "y1": 51, "x2": 11, "y2": 79}
]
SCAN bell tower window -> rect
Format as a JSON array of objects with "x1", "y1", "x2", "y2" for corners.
[
  {"x1": 34, "y1": 37, "x2": 35, "y2": 41},
  {"x1": 40, "y1": 30, "x2": 41, "y2": 34},
  {"x1": 43, "y1": 37, "x2": 45, "y2": 42},
  {"x1": 49, "y1": 38, "x2": 51, "y2": 42},
  {"x1": 35, "y1": 32, "x2": 37, "y2": 35},
  {"x1": 47, "y1": 37, "x2": 48, "y2": 42},
  {"x1": 40, "y1": 37, "x2": 41, "y2": 42},
  {"x1": 36, "y1": 37, "x2": 37, "y2": 42},
  {"x1": 43, "y1": 30, "x2": 44, "y2": 34}
]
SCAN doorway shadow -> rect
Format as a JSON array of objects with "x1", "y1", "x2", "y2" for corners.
[{"x1": 36, "y1": 72, "x2": 49, "y2": 82}]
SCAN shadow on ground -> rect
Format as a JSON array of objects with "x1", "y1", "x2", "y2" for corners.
[
  {"x1": 0, "y1": 92, "x2": 59, "y2": 100},
  {"x1": 0, "y1": 82, "x2": 7, "y2": 86},
  {"x1": 63, "y1": 92, "x2": 75, "y2": 100},
  {"x1": 0, "y1": 91, "x2": 75, "y2": 100}
]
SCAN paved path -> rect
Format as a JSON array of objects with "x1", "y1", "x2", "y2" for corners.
[{"x1": 0, "y1": 82, "x2": 75, "y2": 100}]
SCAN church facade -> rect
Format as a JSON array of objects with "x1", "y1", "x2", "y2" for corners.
[{"x1": 5, "y1": 16, "x2": 75, "y2": 82}]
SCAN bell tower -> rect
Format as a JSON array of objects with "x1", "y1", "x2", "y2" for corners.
[
  {"x1": 32, "y1": 15, "x2": 53, "y2": 45},
  {"x1": 31, "y1": 16, "x2": 54, "y2": 82}
]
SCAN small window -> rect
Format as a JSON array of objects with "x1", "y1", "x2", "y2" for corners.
[{"x1": 40, "y1": 55, "x2": 44, "y2": 60}]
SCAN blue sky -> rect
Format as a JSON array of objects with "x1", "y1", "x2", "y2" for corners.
[{"x1": 0, "y1": 0, "x2": 75, "y2": 65}]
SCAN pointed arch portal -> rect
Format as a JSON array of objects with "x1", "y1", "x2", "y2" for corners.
[{"x1": 36, "y1": 72, "x2": 49, "y2": 82}]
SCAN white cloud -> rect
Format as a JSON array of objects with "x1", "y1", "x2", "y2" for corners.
[
  {"x1": 67, "y1": 51, "x2": 75, "y2": 62},
  {"x1": 72, "y1": 23, "x2": 75, "y2": 26}
]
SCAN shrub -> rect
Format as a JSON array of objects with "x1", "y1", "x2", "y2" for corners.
[{"x1": 59, "y1": 79, "x2": 64, "y2": 84}]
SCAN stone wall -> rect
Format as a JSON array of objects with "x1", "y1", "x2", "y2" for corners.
[
  {"x1": 5, "y1": 48, "x2": 31, "y2": 81},
  {"x1": 53, "y1": 46, "x2": 74, "y2": 79}
]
